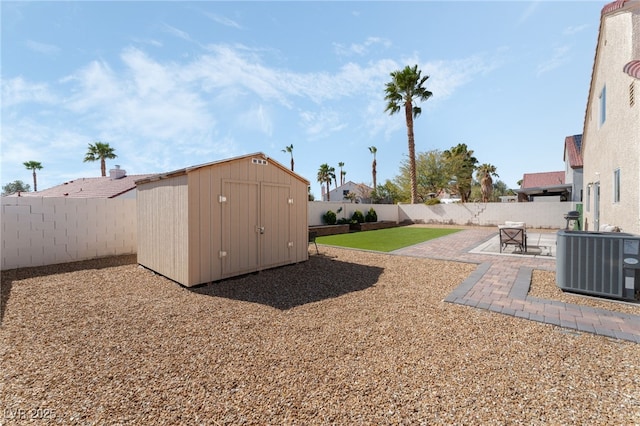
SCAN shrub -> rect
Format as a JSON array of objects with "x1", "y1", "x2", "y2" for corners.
[
  {"x1": 351, "y1": 210, "x2": 365, "y2": 223},
  {"x1": 425, "y1": 198, "x2": 441, "y2": 205},
  {"x1": 337, "y1": 217, "x2": 353, "y2": 225},
  {"x1": 365, "y1": 207, "x2": 378, "y2": 222},
  {"x1": 323, "y1": 210, "x2": 337, "y2": 225}
]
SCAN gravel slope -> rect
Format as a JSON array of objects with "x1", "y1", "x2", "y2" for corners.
[{"x1": 1, "y1": 249, "x2": 639, "y2": 425}]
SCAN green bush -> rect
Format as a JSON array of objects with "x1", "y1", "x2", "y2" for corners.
[
  {"x1": 351, "y1": 210, "x2": 365, "y2": 223},
  {"x1": 337, "y1": 217, "x2": 354, "y2": 225},
  {"x1": 425, "y1": 198, "x2": 441, "y2": 205},
  {"x1": 323, "y1": 210, "x2": 337, "y2": 225},
  {"x1": 365, "y1": 207, "x2": 378, "y2": 223}
]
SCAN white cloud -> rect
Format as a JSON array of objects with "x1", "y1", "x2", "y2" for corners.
[
  {"x1": 2, "y1": 41, "x2": 502, "y2": 186},
  {"x1": 299, "y1": 109, "x2": 347, "y2": 139},
  {"x1": 537, "y1": 45, "x2": 571, "y2": 76},
  {"x1": 516, "y1": 1, "x2": 540, "y2": 26},
  {"x1": 333, "y1": 37, "x2": 391, "y2": 57},
  {"x1": 563, "y1": 24, "x2": 589, "y2": 36},
  {"x1": 25, "y1": 40, "x2": 60, "y2": 55},
  {"x1": 161, "y1": 23, "x2": 192, "y2": 42},
  {"x1": 203, "y1": 11, "x2": 243, "y2": 29},
  {"x1": 1, "y1": 77, "x2": 57, "y2": 107}
]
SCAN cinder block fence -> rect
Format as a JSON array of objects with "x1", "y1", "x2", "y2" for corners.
[
  {"x1": 2, "y1": 197, "x2": 136, "y2": 270},
  {"x1": 2, "y1": 197, "x2": 577, "y2": 271}
]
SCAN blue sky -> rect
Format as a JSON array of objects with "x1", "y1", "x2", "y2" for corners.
[{"x1": 2, "y1": 1, "x2": 606, "y2": 196}]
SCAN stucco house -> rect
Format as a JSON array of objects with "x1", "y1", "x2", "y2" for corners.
[
  {"x1": 581, "y1": 0, "x2": 640, "y2": 234},
  {"x1": 322, "y1": 181, "x2": 373, "y2": 203}
]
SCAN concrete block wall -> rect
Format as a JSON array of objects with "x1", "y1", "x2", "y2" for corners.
[
  {"x1": 310, "y1": 201, "x2": 578, "y2": 229},
  {"x1": 2, "y1": 197, "x2": 137, "y2": 270},
  {"x1": 309, "y1": 202, "x2": 400, "y2": 226}
]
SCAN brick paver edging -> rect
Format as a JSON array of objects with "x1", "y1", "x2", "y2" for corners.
[
  {"x1": 389, "y1": 228, "x2": 640, "y2": 344},
  {"x1": 444, "y1": 263, "x2": 640, "y2": 344}
]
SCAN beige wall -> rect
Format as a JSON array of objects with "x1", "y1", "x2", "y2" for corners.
[
  {"x1": 2, "y1": 197, "x2": 136, "y2": 270},
  {"x1": 582, "y1": 8, "x2": 640, "y2": 234},
  {"x1": 309, "y1": 201, "x2": 578, "y2": 229}
]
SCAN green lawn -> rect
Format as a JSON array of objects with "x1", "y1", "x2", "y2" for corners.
[{"x1": 315, "y1": 226, "x2": 461, "y2": 252}]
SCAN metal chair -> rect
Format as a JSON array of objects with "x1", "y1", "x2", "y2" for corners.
[
  {"x1": 499, "y1": 227, "x2": 527, "y2": 253},
  {"x1": 308, "y1": 231, "x2": 319, "y2": 254}
]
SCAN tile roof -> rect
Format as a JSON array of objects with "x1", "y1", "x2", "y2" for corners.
[
  {"x1": 601, "y1": 0, "x2": 631, "y2": 16},
  {"x1": 564, "y1": 134, "x2": 583, "y2": 169},
  {"x1": 623, "y1": 60, "x2": 640, "y2": 79},
  {"x1": 521, "y1": 171, "x2": 565, "y2": 189},
  {"x1": 13, "y1": 174, "x2": 154, "y2": 198}
]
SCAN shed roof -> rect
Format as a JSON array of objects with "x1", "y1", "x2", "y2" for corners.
[
  {"x1": 8, "y1": 174, "x2": 154, "y2": 198},
  {"x1": 135, "y1": 152, "x2": 310, "y2": 185}
]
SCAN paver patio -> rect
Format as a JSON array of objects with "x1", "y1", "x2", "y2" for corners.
[{"x1": 392, "y1": 228, "x2": 640, "y2": 344}]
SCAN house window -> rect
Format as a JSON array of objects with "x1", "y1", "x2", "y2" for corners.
[
  {"x1": 599, "y1": 85, "x2": 606, "y2": 127},
  {"x1": 613, "y1": 168, "x2": 620, "y2": 203}
]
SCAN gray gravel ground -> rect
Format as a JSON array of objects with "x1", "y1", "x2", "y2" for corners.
[{"x1": 1, "y1": 248, "x2": 639, "y2": 425}]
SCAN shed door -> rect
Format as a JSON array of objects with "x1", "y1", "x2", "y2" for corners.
[
  {"x1": 221, "y1": 181, "x2": 260, "y2": 277},
  {"x1": 261, "y1": 183, "x2": 291, "y2": 268}
]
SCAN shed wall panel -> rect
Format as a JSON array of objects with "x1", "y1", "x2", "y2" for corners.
[
  {"x1": 222, "y1": 180, "x2": 260, "y2": 277},
  {"x1": 137, "y1": 175, "x2": 190, "y2": 285},
  {"x1": 261, "y1": 183, "x2": 292, "y2": 268}
]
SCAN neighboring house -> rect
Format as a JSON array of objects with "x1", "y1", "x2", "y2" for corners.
[
  {"x1": 581, "y1": 0, "x2": 640, "y2": 233},
  {"x1": 563, "y1": 134, "x2": 584, "y2": 202},
  {"x1": 9, "y1": 166, "x2": 154, "y2": 199},
  {"x1": 516, "y1": 171, "x2": 570, "y2": 202},
  {"x1": 322, "y1": 181, "x2": 373, "y2": 202},
  {"x1": 516, "y1": 134, "x2": 583, "y2": 203}
]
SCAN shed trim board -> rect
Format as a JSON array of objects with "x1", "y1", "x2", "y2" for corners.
[{"x1": 137, "y1": 153, "x2": 309, "y2": 287}]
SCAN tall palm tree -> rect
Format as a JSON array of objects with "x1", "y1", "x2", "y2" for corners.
[
  {"x1": 23, "y1": 161, "x2": 43, "y2": 192},
  {"x1": 317, "y1": 163, "x2": 335, "y2": 201},
  {"x1": 282, "y1": 144, "x2": 294, "y2": 171},
  {"x1": 330, "y1": 165, "x2": 337, "y2": 189},
  {"x1": 84, "y1": 142, "x2": 117, "y2": 177},
  {"x1": 338, "y1": 162, "x2": 345, "y2": 186},
  {"x1": 385, "y1": 64, "x2": 432, "y2": 204},
  {"x1": 476, "y1": 163, "x2": 499, "y2": 202},
  {"x1": 368, "y1": 146, "x2": 377, "y2": 190}
]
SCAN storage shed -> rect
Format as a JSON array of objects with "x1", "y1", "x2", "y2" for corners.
[{"x1": 136, "y1": 153, "x2": 310, "y2": 287}]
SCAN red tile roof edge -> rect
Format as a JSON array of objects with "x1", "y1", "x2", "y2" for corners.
[{"x1": 623, "y1": 60, "x2": 640, "y2": 79}]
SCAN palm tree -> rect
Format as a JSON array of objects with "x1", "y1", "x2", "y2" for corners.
[
  {"x1": 338, "y1": 162, "x2": 345, "y2": 186},
  {"x1": 23, "y1": 161, "x2": 43, "y2": 192},
  {"x1": 282, "y1": 144, "x2": 294, "y2": 171},
  {"x1": 368, "y1": 146, "x2": 377, "y2": 190},
  {"x1": 443, "y1": 143, "x2": 477, "y2": 203},
  {"x1": 330, "y1": 166, "x2": 337, "y2": 189},
  {"x1": 476, "y1": 163, "x2": 499, "y2": 202},
  {"x1": 385, "y1": 64, "x2": 432, "y2": 204},
  {"x1": 317, "y1": 163, "x2": 335, "y2": 201},
  {"x1": 84, "y1": 142, "x2": 117, "y2": 177}
]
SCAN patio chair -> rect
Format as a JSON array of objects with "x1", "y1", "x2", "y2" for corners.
[
  {"x1": 308, "y1": 230, "x2": 319, "y2": 254},
  {"x1": 499, "y1": 227, "x2": 527, "y2": 253}
]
